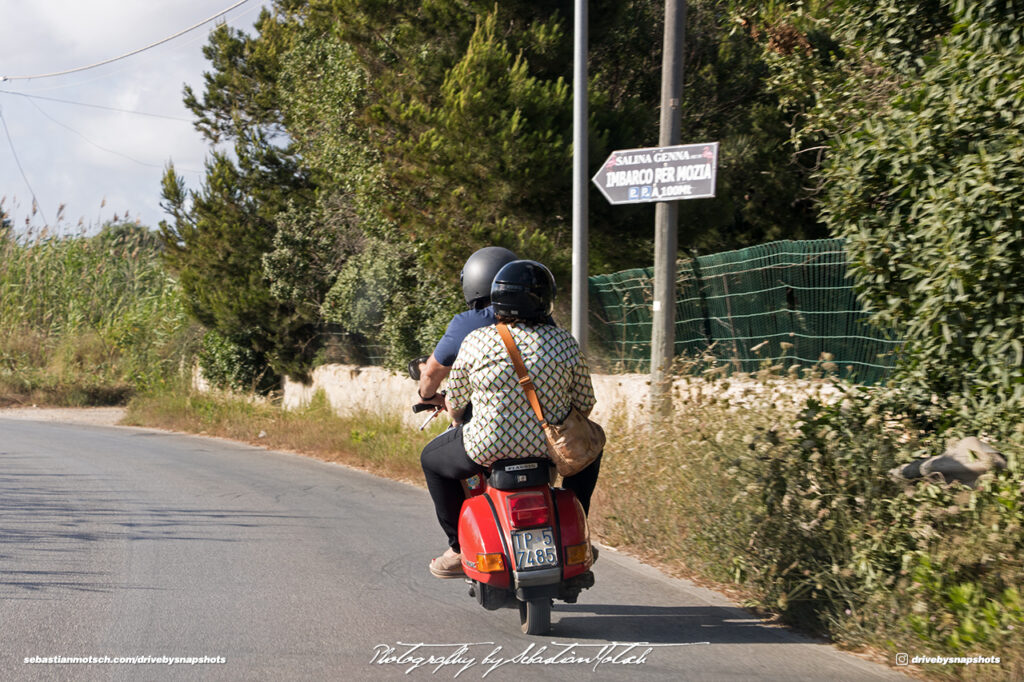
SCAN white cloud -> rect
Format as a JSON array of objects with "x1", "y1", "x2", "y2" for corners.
[{"x1": 0, "y1": 0, "x2": 267, "y2": 233}]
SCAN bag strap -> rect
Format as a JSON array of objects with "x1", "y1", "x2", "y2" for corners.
[{"x1": 495, "y1": 323, "x2": 548, "y2": 427}]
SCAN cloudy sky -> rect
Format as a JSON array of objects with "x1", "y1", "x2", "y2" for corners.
[{"x1": 1, "y1": 0, "x2": 268, "y2": 234}]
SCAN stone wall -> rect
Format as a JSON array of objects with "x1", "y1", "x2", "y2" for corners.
[
  {"x1": 282, "y1": 364, "x2": 649, "y2": 429},
  {"x1": 281, "y1": 363, "x2": 841, "y2": 429}
]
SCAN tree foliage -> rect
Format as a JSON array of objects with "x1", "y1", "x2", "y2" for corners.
[
  {"x1": 735, "y1": 0, "x2": 954, "y2": 152},
  {"x1": 822, "y1": 2, "x2": 1024, "y2": 434},
  {"x1": 384, "y1": 9, "x2": 573, "y2": 278},
  {"x1": 182, "y1": 5, "x2": 303, "y2": 143},
  {"x1": 160, "y1": 7, "x2": 321, "y2": 385},
  {"x1": 166, "y1": 0, "x2": 861, "y2": 376},
  {"x1": 669, "y1": 2, "x2": 827, "y2": 252},
  {"x1": 159, "y1": 139, "x2": 317, "y2": 383},
  {"x1": 725, "y1": 0, "x2": 1024, "y2": 433}
]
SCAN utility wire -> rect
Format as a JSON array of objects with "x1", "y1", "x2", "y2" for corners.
[
  {"x1": 7, "y1": 2, "x2": 264, "y2": 95},
  {"x1": 0, "y1": 89, "x2": 192, "y2": 122},
  {"x1": 0, "y1": 107, "x2": 49, "y2": 225},
  {"x1": 22, "y1": 96, "x2": 201, "y2": 174},
  {"x1": 1, "y1": 0, "x2": 250, "y2": 82}
]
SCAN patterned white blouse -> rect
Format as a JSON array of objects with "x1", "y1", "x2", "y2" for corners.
[{"x1": 446, "y1": 323, "x2": 596, "y2": 467}]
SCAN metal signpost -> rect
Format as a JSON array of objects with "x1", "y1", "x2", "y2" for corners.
[{"x1": 571, "y1": 0, "x2": 589, "y2": 353}]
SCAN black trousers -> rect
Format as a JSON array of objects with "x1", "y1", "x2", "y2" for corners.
[{"x1": 420, "y1": 425, "x2": 603, "y2": 552}]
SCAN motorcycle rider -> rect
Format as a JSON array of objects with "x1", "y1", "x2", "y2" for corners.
[
  {"x1": 419, "y1": 257, "x2": 603, "y2": 579},
  {"x1": 416, "y1": 246, "x2": 519, "y2": 411}
]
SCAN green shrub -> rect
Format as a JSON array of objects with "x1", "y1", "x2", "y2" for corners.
[
  {"x1": 321, "y1": 238, "x2": 458, "y2": 368},
  {"x1": 733, "y1": 385, "x2": 1023, "y2": 673},
  {"x1": 823, "y1": 8, "x2": 1024, "y2": 437},
  {"x1": 596, "y1": 370, "x2": 1023, "y2": 676},
  {"x1": 197, "y1": 329, "x2": 277, "y2": 394}
]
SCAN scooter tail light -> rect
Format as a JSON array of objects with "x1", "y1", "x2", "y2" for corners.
[{"x1": 506, "y1": 492, "x2": 550, "y2": 528}]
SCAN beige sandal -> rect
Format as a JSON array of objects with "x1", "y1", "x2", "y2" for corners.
[{"x1": 429, "y1": 547, "x2": 464, "y2": 579}]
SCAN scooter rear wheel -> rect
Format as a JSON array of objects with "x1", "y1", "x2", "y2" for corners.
[{"x1": 519, "y1": 598, "x2": 551, "y2": 635}]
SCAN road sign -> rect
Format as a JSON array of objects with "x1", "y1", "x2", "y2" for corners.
[{"x1": 591, "y1": 142, "x2": 718, "y2": 205}]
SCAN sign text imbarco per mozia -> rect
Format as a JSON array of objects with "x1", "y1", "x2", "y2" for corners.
[{"x1": 592, "y1": 142, "x2": 718, "y2": 205}]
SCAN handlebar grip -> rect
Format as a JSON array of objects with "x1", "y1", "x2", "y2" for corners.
[{"x1": 412, "y1": 403, "x2": 437, "y2": 413}]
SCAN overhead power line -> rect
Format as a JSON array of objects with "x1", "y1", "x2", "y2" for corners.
[
  {"x1": 21, "y1": 95, "x2": 201, "y2": 173},
  {"x1": 0, "y1": 108, "x2": 48, "y2": 225},
  {"x1": 1, "y1": 0, "x2": 251, "y2": 82},
  {"x1": 0, "y1": 89, "x2": 191, "y2": 120}
]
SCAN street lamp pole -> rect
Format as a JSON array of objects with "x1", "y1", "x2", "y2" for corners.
[{"x1": 571, "y1": 0, "x2": 589, "y2": 352}]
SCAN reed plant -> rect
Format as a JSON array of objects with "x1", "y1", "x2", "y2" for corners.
[{"x1": 0, "y1": 222, "x2": 197, "y2": 405}]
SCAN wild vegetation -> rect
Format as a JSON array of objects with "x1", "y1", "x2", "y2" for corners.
[
  {"x1": 0, "y1": 220, "x2": 194, "y2": 406},
  {"x1": 597, "y1": 367, "x2": 1023, "y2": 680}
]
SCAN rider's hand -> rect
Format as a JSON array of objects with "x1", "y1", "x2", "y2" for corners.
[
  {"x1": 417, "y1": 389, "x2": 446, "y2": 408},
  {"x1": 417, "y1": 354, "x2": 451, "y2": 407}
]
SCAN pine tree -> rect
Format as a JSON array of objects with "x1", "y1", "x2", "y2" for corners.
[{"x1": 159, "y1": 5, "x2": 319, "y2": 385}]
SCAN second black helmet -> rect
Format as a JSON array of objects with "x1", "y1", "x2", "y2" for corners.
[
  {"x1": 490, "y1": 260, "x2": 556, "y2": 322},
  {"x1": 461, "y1": 246, "x2": 518, "y2": 308}
]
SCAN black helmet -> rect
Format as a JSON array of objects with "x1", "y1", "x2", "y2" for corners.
[
  {"x1": 461, "y1": 246, "x2": 518, "y2": 308},
  {"x1": 490, "y1": 260, "x2": 556, "y2": 322}
]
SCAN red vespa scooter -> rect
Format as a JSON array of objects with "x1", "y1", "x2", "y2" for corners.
[{"x1": 412, "y1": 401, "x2": 595, "y2": 635}]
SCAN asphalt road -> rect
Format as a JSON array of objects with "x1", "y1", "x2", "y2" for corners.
[{"x1": 0, "y1": 418, "x2": 907, "y2": 681}]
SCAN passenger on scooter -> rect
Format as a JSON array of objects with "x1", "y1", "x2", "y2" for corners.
[{"x1": 420, "y1": 260, "x2": 599, "y2": 579}]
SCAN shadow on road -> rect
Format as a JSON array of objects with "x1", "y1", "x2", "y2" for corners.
[
  {"x1": 552, "y1": 602, "x2": 815, "y2": 645},
  {"x1": 0, "y1": 452, "x2": 312, "y2": 599}
]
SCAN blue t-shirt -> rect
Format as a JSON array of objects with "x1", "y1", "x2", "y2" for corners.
[
  {"x1": 432, "y1": 307, "x2": 558, "y2": 367},
  {"x1": 432, "y1": 307, "x2": 497, "y2": 367}
]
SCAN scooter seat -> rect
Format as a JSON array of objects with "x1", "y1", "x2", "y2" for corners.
[{"x1": 487, "y1": 457, "x2": 553, "y2": 490}]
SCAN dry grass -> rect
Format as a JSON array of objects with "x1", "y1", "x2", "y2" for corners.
[{"x1": 124, "y1": 386, "x2": 443, "y2": 484}]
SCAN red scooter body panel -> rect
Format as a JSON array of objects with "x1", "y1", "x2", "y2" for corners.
[
  {"x1": 554, "y1": 488, "x2": 592, "y2": 579},
  {"x1": 458, "y1": 491, "x2": 511, "y2": 589},
  {"x1": 460, "y1": 478, "x2": 592, "y2": 585}
]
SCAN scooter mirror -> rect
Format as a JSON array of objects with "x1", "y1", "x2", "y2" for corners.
[{"x1": 407, "y1": 355, "x2": 429, "y2": 382}]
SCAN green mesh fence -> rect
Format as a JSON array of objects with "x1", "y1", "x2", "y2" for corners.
[{"x1": 588, "y1": 239, "x2": 902, "y2": 383}]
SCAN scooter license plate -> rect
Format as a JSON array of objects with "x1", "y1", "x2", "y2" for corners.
[{"x1": 511, "y1": 527, "x2": 557, "y2": 569}]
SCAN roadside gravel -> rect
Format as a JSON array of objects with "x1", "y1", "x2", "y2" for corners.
[{"x1": 0, "y1": 406, "x2": 126, "y2": 426}]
